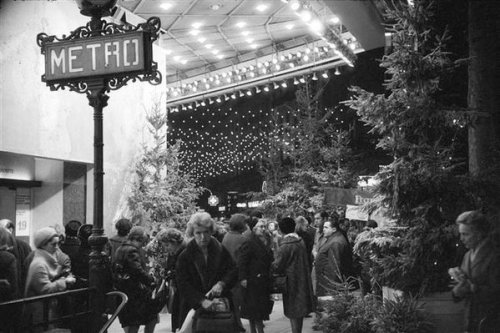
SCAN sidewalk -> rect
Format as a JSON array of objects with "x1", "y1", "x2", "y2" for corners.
[{"x1": 108, "y1": 298, "x2": 317, "y2": 333}]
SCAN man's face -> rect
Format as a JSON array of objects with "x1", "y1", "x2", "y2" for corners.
[
  {"x1": 458, "y1": 224, "x2": 483, "y2": 250},
  {"x1": 323, "y1": 222, "x2": 335, "y2": 237},
  {"x1": 314, "y1": 214, "x2": 322, "y2": 227},
  {"x1": 193, "y1": 225, "x2": 211, "y2": 249}
]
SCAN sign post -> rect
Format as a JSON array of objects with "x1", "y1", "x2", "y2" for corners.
[{"x1": 37, "y1": 2, "x2": 161, "y2": 331}]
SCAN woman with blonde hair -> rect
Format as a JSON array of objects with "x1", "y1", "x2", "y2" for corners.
[{"x1": 176, "y1": 212, "x2": 238, "y2": 331}]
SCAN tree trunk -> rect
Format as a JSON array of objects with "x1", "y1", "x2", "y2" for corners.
[{"x1": 467, "y1": 1, "x2": 500, "y2": 176}]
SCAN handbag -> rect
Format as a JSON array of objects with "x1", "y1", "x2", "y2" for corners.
[
  {"x1": 271, "y1": 274, "x2": 287, "y2": 294},
  {"x1": 193, "y1": 298, "x2": 235, "y2": 333}
]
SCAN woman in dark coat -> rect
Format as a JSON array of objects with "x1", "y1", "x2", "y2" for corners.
[
  {"x1": 176, "y1": 212, "x2": 238, "y2": 330},
  {"x1": 272, "y1": 217, "x2": 315, "y2": 333},
  {"x1": 113, "y1": 241, "x2": 158, "y2": 333},
  {"x1": 155, "y1": 228, "x2": 186, "y2": 332},
  {"x1": 238, "y1": 219, "x2": 274, "y2": 333}
]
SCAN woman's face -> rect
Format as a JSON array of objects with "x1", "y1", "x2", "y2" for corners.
[
  {"x1": 125, "y1": 248, "x2": 142, "y2": 270},
  {"x1": 253, "y1": 221, "x2": 267, "y2": 236},
  {"x1": 268, "y1": 222, "x2": 276, "y2": 232},
  {"x1": 323, "y1": 222, "x2": 334, "y2": 237},
  {"x1": 162, "y1": 241, "x2": 180, "y2": 255},
  {"x1": 193, "y1": 225, "x2": 211, "y2": 249},
  {"x1": 42, "y1": 236, "x2": 60, "y2": 254}
]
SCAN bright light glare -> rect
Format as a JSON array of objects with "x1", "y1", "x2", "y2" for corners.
[
  {"x1": 290, "y1": 0, "x2": 300, "y2": 11},
  {"x1": 330, "y1": 16, "x2": 340, "y2": 24},
  {"x1": 300, "y1": 10, "x2": 312, "y2": 22},
  {"x1": 256, "y1": 4, "x2": 268, "y2": 12},
  {"x1": 236, "y1": 21, "x2": 247, "y2": 28},
  {"x1": 309, "y1": 19, "x2": 324, "y2": 34},
  {"x1": 160, "y1": 3, "x2": 172, "y2": 10}
]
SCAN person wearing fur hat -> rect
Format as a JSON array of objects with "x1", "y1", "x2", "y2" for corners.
[
  {"x1": 24, "y1": 227, "x2": 76, "y2": 331},
  {"x1": 25, "y1": 227, "x2": 76, "y2": 296}
]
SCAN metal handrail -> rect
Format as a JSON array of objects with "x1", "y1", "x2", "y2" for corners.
[
  {"x1": 99, "y1": 290, "x2": 128, "y2": 333},
  {"x1": 0, "y1": 287, "x2": 94, "y2": 332}
]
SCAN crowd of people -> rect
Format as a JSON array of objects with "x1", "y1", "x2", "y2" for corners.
[{"x1": 0, "y1": 208, "x2": 498, "y2": 333}]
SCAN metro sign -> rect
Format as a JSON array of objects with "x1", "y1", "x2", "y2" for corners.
[{"x1": 41, "y1": 31, "x2": 152, "y2": 83}]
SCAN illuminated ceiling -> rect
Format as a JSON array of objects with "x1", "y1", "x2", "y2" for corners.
[{"x1": 113, "y1": 0, "x2": 385, "y2": 106}]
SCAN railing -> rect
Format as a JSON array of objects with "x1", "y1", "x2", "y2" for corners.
[
  {"x1": 99, "y1": 291, "x2": 128, "y2": 333},
  {"x1": 0, "y1": 288, "x2": 128, "y2": 333},
  {"x1": 0, "y1": 288, "x2": 93, "y2": 332}
]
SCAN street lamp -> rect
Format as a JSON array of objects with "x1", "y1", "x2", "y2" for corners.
[{"x1": 75, "y1": 0, "x2": 117, "y2": 17}]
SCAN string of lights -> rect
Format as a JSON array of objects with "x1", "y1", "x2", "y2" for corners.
[
  {"x1": 166, "y1": 43, "x2": 358, "y2": 108},
  {"x1": 167, "y1": 67, "x2": 335, "y2": 113},
  {"x1": 169, "y1": 103, "x2": 351, "y2": 182}
]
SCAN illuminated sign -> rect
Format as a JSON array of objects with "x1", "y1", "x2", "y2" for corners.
[{"x1": 42, "y1": 31, "x2": 151, "y2": 82}]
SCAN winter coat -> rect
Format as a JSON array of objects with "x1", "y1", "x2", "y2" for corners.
[
  {"x1": 59, "y1": 237, "x2": 81, "y2": 266},
  {"x1": 164, "y1": 242, "x2": 186, "y2": 332},
  {"x1": 25, "y1": 249, "x2": 68, "y2": 297},
  {"x1": 453, "y1": 239, "x2": 500, "y2": 332},
  {"x1": 315, "y1": 230, "x2": 354, "y2": 296},
  {"x1": 12, "y1": 237, "x2": 31, "y2": 293},
  {"x1": 222, "y1": 231, "x2": 247, "y2": 262},
  {"x1": 176, "y1": 237, "x2": 237, "y2": 328},
  {"x1": 112, "y1": 248, "x2": 159, "y2": 327},
  {"x1": 297, "y1": 227, "x2": 315, "y2": 272},
  {"x1": 238, "y1": 233, "x2": 274, "y2": 320},
  {"x1": 108, "y1": 234, "x2": 128, "y2": 259},
  {"x1": 0, "y1": 250, "x2": 18, "y2": 301},
  {"x1": 24, "y1": 249, "x2": 69, "y2": 329},
  {"x1": 272, "y1": 234, "x2": 314, "y2": 318}
]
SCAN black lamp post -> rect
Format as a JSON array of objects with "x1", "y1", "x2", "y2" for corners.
[
  {"x1": 37, "y1": 3, "x2": 161, "y2": 328},
  {"x1": 74, "y1": 1, "x2": 117, "y2": 330}
]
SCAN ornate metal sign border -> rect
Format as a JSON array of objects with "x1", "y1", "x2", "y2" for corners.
[{"x1": 37, "y1": 16, "x2": 162, "y2": 94}]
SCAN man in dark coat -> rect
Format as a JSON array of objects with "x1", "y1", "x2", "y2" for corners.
[{"x1": 315, "y1": 219, "x2": 355, "y2": 296}]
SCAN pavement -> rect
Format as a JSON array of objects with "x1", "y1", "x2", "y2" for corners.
[{"x1": 108, "y1": 296, "x2": 318, "y2": 333}]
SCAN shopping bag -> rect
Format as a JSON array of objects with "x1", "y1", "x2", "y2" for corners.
[{"x1": 179, "y1": 308, "x2": 196, "y2": 333}]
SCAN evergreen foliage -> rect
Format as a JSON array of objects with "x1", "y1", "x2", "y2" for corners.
[
  {"x1": 345, "y1": 0, "x2": 471, "y2": 293},
  {"x1": 128, "y1": 100, "x2": 203, "y2": 230},
  {"x1": 257, "y1": 78, "x2": 359, "y2": 216}
]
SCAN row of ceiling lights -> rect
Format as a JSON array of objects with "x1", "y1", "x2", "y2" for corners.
[
  {"x1": 166, "y1": 41, "x2": 357, "y2": 98},
  {"x1": 168, "y1": 69, "x2": 339, "y2": 113}
]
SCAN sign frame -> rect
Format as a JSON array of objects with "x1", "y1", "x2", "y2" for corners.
[{"x1": 37, "y1": 16, "x2": 162, "y2": 94}]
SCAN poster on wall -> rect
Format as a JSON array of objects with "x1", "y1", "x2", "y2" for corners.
[
  {"x1": 345, "y1": 204, "x2": 369, "y2": 221},
  {"x1": 15, "y1": 189, "x2": 31, "y2": 237}
]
